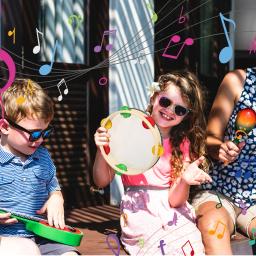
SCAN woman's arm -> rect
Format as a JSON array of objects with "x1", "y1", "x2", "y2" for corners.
[
  {"x1": 207, "y1": 69, "x2": 246, "y2": 161},
  {"x1": 93, "y1": 127, "x2": 115, "y2": 187}
]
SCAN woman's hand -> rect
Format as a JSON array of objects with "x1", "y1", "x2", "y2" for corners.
[
  {"x1": 94, "y1": 127, "x2": 110, "y2": 148},
  {"x1": 181, "y1": 156, "x2": 212, "y2": 185},
  {"x1": 219, "y1": 140, "x2": 245, "y2": 164}
]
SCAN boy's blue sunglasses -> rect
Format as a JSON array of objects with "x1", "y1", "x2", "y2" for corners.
[{"x1": 6, "y1": 118, "x2": 53, "y2": 142}]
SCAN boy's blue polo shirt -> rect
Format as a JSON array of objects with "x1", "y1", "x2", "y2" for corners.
[{"x1": 0, "y1": 146, "x2": 61, "y2": 237}]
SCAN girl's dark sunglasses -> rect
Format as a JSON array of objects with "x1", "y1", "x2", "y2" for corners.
[
  {"x1": 6, "y1": 118, "x2": 53, "y2": 142},
  {"x1": 158, "y1": 96, "x2": 191, "y2": 116}
]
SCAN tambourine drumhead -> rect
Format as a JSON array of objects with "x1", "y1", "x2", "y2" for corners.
[{"x1": 100, "y1": 107, "x2": 163, "y2": 175}]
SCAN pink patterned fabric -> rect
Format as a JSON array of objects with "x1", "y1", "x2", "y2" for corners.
[{"x1": 121, "y1": 138, "x2": 191, "y2": 187}]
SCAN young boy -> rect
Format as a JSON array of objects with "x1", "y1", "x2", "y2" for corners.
[{"x1": 0, "y1": 79, "x2": 79, "y2": 255}]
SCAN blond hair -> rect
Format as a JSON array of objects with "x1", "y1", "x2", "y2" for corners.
[{"x1": 2, "y1": 79, "x2": 54, "y2": 123}]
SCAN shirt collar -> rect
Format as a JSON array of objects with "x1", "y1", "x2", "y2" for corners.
[{"x1": 0, "y1": 145, "x2": 40, "y2": 164}]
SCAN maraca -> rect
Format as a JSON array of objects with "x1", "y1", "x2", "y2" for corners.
[{"x1": 233, "y1": 108, "x2": 256, "y2": 144}]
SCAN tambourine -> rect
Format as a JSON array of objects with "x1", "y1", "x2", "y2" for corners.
[
  {"x1": 0, "y1": 209, "x2": 83, "y2": 246},
  {"x1": 100, "y1": 106, "x2": 163, "y2": 175}
]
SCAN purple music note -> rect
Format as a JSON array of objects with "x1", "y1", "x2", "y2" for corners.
[
  {"x1": 106, "y1": 233, "x2": 120, "y2": 256},
  {"x1": 162, "y1": 35, "x2": 194, "y2": 60},
  {"x1": 168, "y1": 212, "x2": 178, "y2": 226},
  {"x1": 94, "y1": 29, "x2": 117, "y2": 53},
  {"x1": 219, "y1": 12, "x2": 236, "y2": 64},
  {"x1": 178, "y1": 6, "x2": 186, "y2": 24},
  {"x1": 39, "y1": 41, "x2": 58, "y2": 76}
]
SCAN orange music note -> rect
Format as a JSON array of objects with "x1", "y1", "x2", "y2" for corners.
[
  {"x1": 33, "y1": 28, "x2": 44, "y2": 54},
  {"x1": 162, "y1": 35, "x2": 194, "y2": 60},
  {"x1": 56, "y1": 79, "x2": 68, "y2": 101},
  {"x1": 249, "y1": 228, "x2": 256, "y2": 246},
  {"x1": 8, "y1": 27, "x2": 15, "y2": 44},
  {"x1": 178, "y1": 6, "x2": 186, "y2": 24},
  {"x1": 121, "y1": 213, "x2": 128, "y2": 227},
  {"x1": 94, "y1": 29, "x2": 117, "y2": 53},
  {"x1": 208, "y1": 220, "x2": 226, "y2": 239},
  {"x1": 181, "y1": 240, "x2": 194, "y2": 256}
]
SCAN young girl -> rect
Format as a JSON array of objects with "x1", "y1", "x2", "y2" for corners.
[{"x1": 93, "y1": 70, "x2": 212, "y2": 255}]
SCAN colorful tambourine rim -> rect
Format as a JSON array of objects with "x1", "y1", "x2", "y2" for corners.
[{"x1": 99, "y1": 107, "x2": 163, "y2": 175}]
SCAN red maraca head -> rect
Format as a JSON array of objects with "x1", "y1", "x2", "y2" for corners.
[{"x1": 236, "y1": 108, "x2": 256, "y2": 133}]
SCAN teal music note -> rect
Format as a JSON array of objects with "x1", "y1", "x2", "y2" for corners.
[
  {"x1": 39, "y1": 41, "x2": 58, "y2": 76},
  {"x1": 219, "y1": 12, "x2": 236, "y2": 64},
  {"x1": 249, "y1": 228, "x2": 256, "y2": 246}
]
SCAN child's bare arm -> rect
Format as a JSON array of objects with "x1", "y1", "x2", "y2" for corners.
[{"x1": 93, "y1": 127, "x2": 115, "y2": 187}]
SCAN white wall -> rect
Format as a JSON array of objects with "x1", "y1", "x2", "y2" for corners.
[{"x1": 109, "y1": 0, "x2": 154, "y2": 205}]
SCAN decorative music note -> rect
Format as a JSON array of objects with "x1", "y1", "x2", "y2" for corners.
[
  {"x1": 0, "y1": 49, "x2": 16, "y2": 94},
  {"x1": 168, "y1": 212, "x2": 178, "y2": 226},
  {"x1": 249, "y1": 36, "x2": 256, "y2": 54},
  {"x1": 39, "y1": 41, "x2": 58, "y2": 76},
  {"x1": 33, "y1": 28, "x2": 44, "y2": 54},
  {"x1": 138, "y1": 237, "x2": 144, "y2": 248},
  {"x1": 133, "y1": 51, "x2": 146, "y2": 65},
  {"x1": 162, "y1": 35, "x2": 194, "y2": 60},
  {"x1": 146, "y1": 3, "x2": 158, "y2": 23},
  {"x1": 56, "y1": 79, "x2": 68, "y2": 101},
  {"x1": 121, "y1": 213, "x2": 128, "y2": 227},
  {"x1": 7, "y1": 27, "x2": 15, "y2": 44},
  {"x1": 249, "y1": 228, "x2": 256, "y2": 246},
  {"x1": 218, "y1": 12, "x2": 236, "y2": 64},
  {"x1": 238, "y1": 199, "x2": 248, "y2": 215},
  {"x1": 68, "y1": 14, "x2": 83, "y2": 33},
  {"x1": 106, "y1": 234, "x2": 121, "y2": 256},
  {"x1": 178, "y1": 6, "x2": 186, "y2": 24},
  {"x1": 181, "y1": 240, "x2": 194, "y2": 256},
  {"x1": 216, "y1": 193, "x2": 223, "y2": 209},
  {"x1": 98, "y1": 76, "x2": 108, "y2": 85},
  {"x1": 208, "y1": 220, "x2": 226, "y2": 239},
  {"x1": 94, "y1": 29, "x2": 117, "y2": 53}
]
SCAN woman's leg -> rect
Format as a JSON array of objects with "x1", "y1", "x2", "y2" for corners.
[
  {"x1": 197, "y1": 201, "x2": 234, "y2": 255},
  {"x1": 0, "y1": 237, "x2": 40, "y2": 255}
]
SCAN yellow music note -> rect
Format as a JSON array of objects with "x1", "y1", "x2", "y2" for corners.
[
  {"x1": 8, "y1": 27, "x2": 15, "y2": 44},
  {"x1": 138, "y1": 237, "x2": 144, "y2": 248},
  {"x1": 208, "y1": 220, "x2": 226, "y2": 239},
  {"x1": 146, "y1": 3, "x2": 158, "y2": 23}
]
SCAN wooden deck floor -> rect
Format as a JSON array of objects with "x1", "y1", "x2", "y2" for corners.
[{"x1": 65, "y1": 205, "x2": 126, "y2": 255}]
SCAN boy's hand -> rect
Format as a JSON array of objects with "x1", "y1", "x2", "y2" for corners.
[
  {"x1": 219, "y1": 140, "x2": 245, "y2": 164},
  {"x1": 36, "y1": 191, "x2": 65, "y2": 229},
  {"x1": 94, "y1": 127, "x2": 110, "y2": 148},
  {"x1": 181, "y1": 156, "x2": 212, "y2": 185},
  {"x1": 0, "y1": 212, "x2": 18, "y2": 225}
]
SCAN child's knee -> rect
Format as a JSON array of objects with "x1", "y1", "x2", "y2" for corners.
[{"x1": 0, "y1": 237, "x2": 40, "y2": 255}]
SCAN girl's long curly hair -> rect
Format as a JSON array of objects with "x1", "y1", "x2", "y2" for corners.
[{"x1": 147, "y1": 70, "x2": 209, "y2": 181}]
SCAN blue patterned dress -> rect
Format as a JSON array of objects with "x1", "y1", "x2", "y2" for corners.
[{"x1": 202, "y1": 68, "x2": 256, "y2": 208}]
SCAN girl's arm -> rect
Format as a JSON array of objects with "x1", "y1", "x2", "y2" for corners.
[
  {"x1": 168, "y1": 157, "x2": 212, "y2": 207},
  {"x1": 207, "y1": 69, "x2": 246, "y2": 162},
  {"x1": 93, "y1": 127, "x2": 115, "y2": 187}
]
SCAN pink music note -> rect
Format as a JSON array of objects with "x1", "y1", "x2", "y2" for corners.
[
  {"x1": 178, "y1": 6, "x2": 186, "y2": 24},
  {"x1": 181, "y1": 240, "x2": 194, "y2": 256},
  {"x1": 94, "y1": 29, "x2": 117, "y2": 53},
  {"x1": 219, "y1": 12, "x2": 236, "y2": 64},
  {"x1": 249, "y1": 36, "x2": 256, "y2": 54},
  {"x1": 162, "y1": 35, "x2": 194, "y2": 60},
  {"x1": 39, "y1": 41, "x2": 58, "y2": 76},
  {"x1": 0, "y1": 49, "x2": 16, "y2": 93},
  {"x1": 33, "y1": 28, "x2": 44, "y2": 54},
  {"x1": 208, "y1": 220, "x2": 226, "y2": 239},
  {"x1": 56, "y1": 79, "x2": 68, "y2": 101}
]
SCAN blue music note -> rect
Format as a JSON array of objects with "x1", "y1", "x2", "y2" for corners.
[
  {"x1": 219, "y1": 12, "x2": 236, "y2": 64},
  {"x1": 39, "y1": 41, "x2": 58, "y2": 76}
]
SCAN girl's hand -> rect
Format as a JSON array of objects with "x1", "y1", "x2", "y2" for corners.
[
  {"x1": 219, "y1": 140, "x2": 245, "y2": 164},
  {"x1": 181, "y1": 156, "x2": 212, "y2": 185},
  {"x1": 0, "y1": 212, "x2": 18, "y2": 225},
  {"x1": 94, "y1": 127, "x2": 110, "y2": 148}
]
